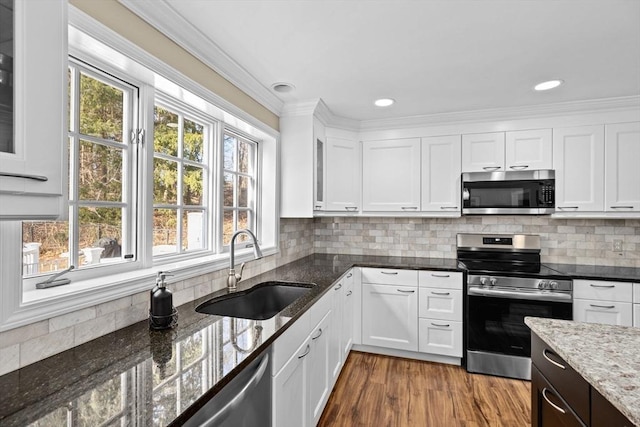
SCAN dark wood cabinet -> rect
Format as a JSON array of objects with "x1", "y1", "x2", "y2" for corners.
[{"x1": 531, "y1": 332, "x2": 633, "y2": 427}]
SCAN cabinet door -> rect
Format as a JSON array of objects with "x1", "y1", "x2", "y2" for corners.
[
  {"x1": 418, "y1": 318, "x2": 462, "y2": 357},
  {"x1": 421, "y1": 135, "x2": 461, "y2": 213},
  {"x1": 362, "y1": 283, "x2": 418, "y2": 351},
  {"x1": 314, "y1": 137, "x2": 325, "y2": 211},
  {"x1": 605, "y1": 122, "x2": 640, "y2": 212},
  {"x1": 362, "y1": 138, "x2": 421, "y2": 211},
  {"x1": 635, "y1": 304, "x2": 640, "y2": 328},
  {"x1": 573, "y1": 299, "x2": 633, "y2": 326},
  {"x1": 0, "y1": 0, "x2": 67, "y2": 219},
  {"x1": 328, "y1": 281, "x2": 343, "y2": 384},
  {"x1": 505, "y1": 129, "x2": 552, "y2": 170},
  {"x1": 553, "y1": 125, "x2": 605, "y2": 212},
  {"x1": 307, "y1": 312, "x2": 331, "y2": 427},
  {"x1": 461, "y1": 132, "x2": 505, "y2": 172},
  {"x1": 325, "y1": 137, "x2": 360, "y2": 212},
  {"x1": 342, "y1": 272, "x2": 355, "y2": 358},
  {"x1": 273, "y1": 337, "x2": 311, "y2": 427}
]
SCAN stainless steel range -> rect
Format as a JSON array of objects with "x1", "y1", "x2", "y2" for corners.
[{"x1": 457, "y1": 233, "x2": 572, "y2": 380}]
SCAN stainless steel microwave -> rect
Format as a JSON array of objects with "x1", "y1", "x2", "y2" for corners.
[{"x1": 462, "y1": 170, "x2": 555, "y2": 215}]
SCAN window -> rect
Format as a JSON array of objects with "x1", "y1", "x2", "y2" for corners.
[
  {"x1": 152, "y1": 101, "x2": 211, "y2": 257},
  {"x1": 222, "y1": 131, "x2": 257, "y2": 246},
  {"x1": 22, "y1": 60, "x2": 138, "y2": 276}
]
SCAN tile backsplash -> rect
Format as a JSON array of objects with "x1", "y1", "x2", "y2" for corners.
[{"x1": 314, "y1": 216, "x2": 640, "y2": 267}]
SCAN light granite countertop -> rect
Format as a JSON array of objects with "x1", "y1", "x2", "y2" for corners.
[{"x1": 525, "y1": 317, "x2": 640, "y2": 426}]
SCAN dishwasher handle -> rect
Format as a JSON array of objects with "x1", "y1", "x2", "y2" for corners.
[{"x1": 201, "y1": 353, "x2": 270, "y2": 427}]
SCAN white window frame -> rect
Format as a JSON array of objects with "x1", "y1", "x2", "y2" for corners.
[{"x1": 0, "y1": 7, "x2": 280, "y2": 332}]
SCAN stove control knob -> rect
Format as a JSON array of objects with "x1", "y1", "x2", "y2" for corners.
[
  {"x1": 489, "y1": 277, "x2": 497, "y2": 286},
  {"x1": 549, "y1": 281, "x2": 558, "y2": 290},
  {"x1": 538, "y1": 280, "x2": 549, "y2": 290},
  {"x1": 480, "y1": 277, "x2": 488, "y2": 286}
]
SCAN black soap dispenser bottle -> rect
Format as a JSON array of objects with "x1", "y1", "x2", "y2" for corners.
[{"x1": 149, "y1": 271, "x2": 177, "y2": 330}]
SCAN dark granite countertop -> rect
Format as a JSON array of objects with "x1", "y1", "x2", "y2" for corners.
[
  {"x1": 0, "y1": 253, "x2": 460, "y2": 427},
  {"x1": 0, "y1": 252, "x2": 636, "y2": 426},
  {"x1": 545, "y1": 263, "x2": 640, "y2": 283}
]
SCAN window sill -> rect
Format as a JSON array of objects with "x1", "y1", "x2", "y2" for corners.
[{"x1": 5, "y1": 246, "x2": 277, "y2": 332}]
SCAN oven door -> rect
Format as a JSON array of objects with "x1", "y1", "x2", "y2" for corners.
[{"x1": 467, "y1": 294, "x2": 571, "y2": 357}]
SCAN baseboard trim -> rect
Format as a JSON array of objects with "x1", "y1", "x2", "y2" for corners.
[{"x1": 351, "y1": 344, "x2": 462, "y2": 366}]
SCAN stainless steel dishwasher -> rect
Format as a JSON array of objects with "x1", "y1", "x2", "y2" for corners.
[{"x1": 184, "y1": 349, "x2": 271, "y2": 427}]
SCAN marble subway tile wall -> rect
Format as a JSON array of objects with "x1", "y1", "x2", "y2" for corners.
[
  {"x1": 0, "y1": 218, "x2": 315, "y2": 375},
  {"x1": 314, "y1": 217, "x2": 640, "y2": 267}
]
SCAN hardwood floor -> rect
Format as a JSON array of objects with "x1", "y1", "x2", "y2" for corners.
[{"x1": 318, "y1": 351, "x2": 531, "y2": 427}]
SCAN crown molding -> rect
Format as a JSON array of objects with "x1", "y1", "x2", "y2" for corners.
[
  {"x1": 358, "y1": 96, "x2": 640, "y2": 131},
  {"x1": 118, "y1": 0, "x2": 284, "y2": 116}
]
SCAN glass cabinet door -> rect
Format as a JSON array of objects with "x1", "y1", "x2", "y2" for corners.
[
  {"x1": 314, "y1": 137, "x2": 324, "y2": 209},
  {"x1": 0, "y1": 0, "x2": 13, "y2": 154}
]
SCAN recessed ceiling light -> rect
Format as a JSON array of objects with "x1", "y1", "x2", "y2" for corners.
[
  {"x1": 534, "y1": 80, "x2": 564, "y2": 91},
  {"x1": 271, "y1": 82, "x2": 296, "y2": 93},
  {"x1": 374, "y1": 98, "x2": 395, "y2": 107}
]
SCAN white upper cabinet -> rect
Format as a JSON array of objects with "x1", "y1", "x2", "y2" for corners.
[
  {"x1": 461, "y1": 132, "x2": 505, "y2": 172},
  {"x1": 362, "y1": 138, "x2": 421, "y2": 211},
  {"x1": 462, "y1": 130, "x2": 552, "y2": 173},
  {"x1": 325, "y1": 137, "x2": 360, "y2": 212},
  {"x1": 421, "y1": 135, "x2": 461, "y2": 214},
  {"x1": 553, "y1": 125, "x2": 605, "y2": 213},
  {"x1": 605, "y1": 122, "x2": 640, "y2": 213},
  {"x1": 505, "y1": 129, "x2": 553, "y2": 171},
  {"x1": 0, "y1": 0, "x2": 67, "y2": 219}
]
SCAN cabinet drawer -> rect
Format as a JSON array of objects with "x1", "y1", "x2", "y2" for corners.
[
  {"x1": 634, "y1": 304, "x2": 640, "y2": 328},
  {"x1": 418, "y1": 319, "x2": 462, "y2": 357},
  {"x1": 573, "y1": 299, "x2": 633, "y2": 326},
  {"x1": 361, "y1": 268, "x2": 418, "y2": 286},
  {"x1": 418, "y1": 288, "x2": 462, "y2": 321},
  {"x1": 418, "y1": 270, "x2": 463, "y2": 289},
  {"x1": 634, "y1": 283, "x2": 640, "y2": 303},
  {"x1": 531, "y1": 333, "x2": 590, "y2": 424},
  {"x1": 531, "y1": 366, "x2": 586, "y2": 427},
  {"x1": 573, "y1": 280, "x2": 632, "y2": 302}
]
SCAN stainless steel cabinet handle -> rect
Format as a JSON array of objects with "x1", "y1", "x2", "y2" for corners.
[
  {"x1": 509, "y1": 165, "x2": 529, "y2": 170},
  {"x1": 298, "y1": 344, "x2": 311, "y2": 358},
  {"x1": 482, "y1": 166, "x2": 501, "y2": 171},
  {"x1": 334, "y1": 283, "x2": 342, "y2": 291},
  {"x1": 401, "y1": 206, "x2": 418, "y2": 210},
  {"x1": 347, "y1": 273, "x2": 353, "y2": 278},
  {"x1": 397, "y1": 289, "x2": 415, "y2": 293},
  {"x1": 542, "y1": 349, "x2": 566, "y2": 370},
  {"x1": 312, "y1": 328, "x2": 323, "y2": 340},
  {"x1": 0, "y1": 172, "x2": 49, "y2": 182},
  {"x1": 440, "y1": 206, "x2": 458, "y2": 210},
  {"x1": 556, "y1": 206, "x2": 579, "y2": 210},
  {"x1": 431, "y1": 273, "x2": 450, "y2": 278},
  {"x1": 315, "y1": 205, "x2": 322, "y2": 209},
  {"x1": 610, "y1": 206, "x2": 634, "y2": 209},
  {"x1": 590, "y1": 304, "x2": 616, "y2": 309},
  {"x1": 589, "y1": 284, "x2": 615, "y2": 288},
  {"x1": 381, "y1": 271, "x2": 398, "y2": 275},
  {"x1": 200, "y1": 353, "x2": 270, "y2": 427},
  {"x1": 431, "y1": 291, "x2": 450, "y2": 296},
  {"x1": 542, "y1": 388, "x2": 566, "y2": 415},
  {"x1": 344, "y1": 206, "x2": 358, "y2": 211},
  {"x1": 431, "y1": 322, "x2": 450, "y2": 327},
  {"x1": 346, "y1": 290, "x2": 352, "y2": 296}
]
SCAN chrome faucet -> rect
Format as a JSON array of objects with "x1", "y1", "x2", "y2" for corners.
[{"x1": 228, "y1": 229, "x2": 263, "y2": 290}]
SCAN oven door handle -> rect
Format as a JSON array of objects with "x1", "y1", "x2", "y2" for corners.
[{"x1": 467, "y1": 287, "x2": 572, "y2": 302}]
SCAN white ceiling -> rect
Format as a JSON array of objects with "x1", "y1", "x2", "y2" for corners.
[{"x1": 124, "y1": 0, "x2": 640, "y2": 123}]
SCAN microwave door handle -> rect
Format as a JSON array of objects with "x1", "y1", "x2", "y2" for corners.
[{"x1": 462, "y1": 188, "x2": 470, "y2": 201}]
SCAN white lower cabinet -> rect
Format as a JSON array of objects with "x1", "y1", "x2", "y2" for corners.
[
  {"x1": 418, "y1": 271, "x2": 463, "y2": 358},
  {"x1": 418, "y1": 318, "x2": 463, "y2": 357},
  {"x1": 361, "y1": 283, "x2": 418, "y2": 351},
  {"x1": 328, "y1": 280, "x2": 344, "y2": 385},
  {"x1": 272, "y1": 293, "x2": 332, "y2": 427},
  {"x1": 635, "y1": 283, "x2": 640, "y2": 328},
  {"x1": 342, "y1": 271, "x2": 355, "y2": 358},
  {"x1": 573, "y1": 279, "x2": 633, "y2": 326}
]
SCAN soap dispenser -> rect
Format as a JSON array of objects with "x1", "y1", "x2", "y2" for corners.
[{"x1": 149, "y1": 271, "x2": 177, "y2": 330}]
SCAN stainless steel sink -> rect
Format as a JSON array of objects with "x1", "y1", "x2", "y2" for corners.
[{"x1": 195, "y1": 281, "x2": 314, "y2": 320}]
